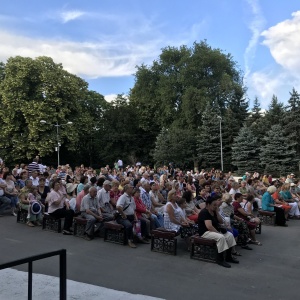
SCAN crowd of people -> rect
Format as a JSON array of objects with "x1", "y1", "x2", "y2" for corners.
[{"x1": 1, "y1": 157, "x2": 300, "y2": 268}]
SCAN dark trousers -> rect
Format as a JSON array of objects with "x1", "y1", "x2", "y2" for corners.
[
  {"x1": 274, "y1": 206, "x2": 286, "y2": 226},
  {"x1": 50, "y1": 208, "x2": 74, "y2": 231},
  {"x1": 116, "y1": 214, "x2": 134, "y2": 240}
]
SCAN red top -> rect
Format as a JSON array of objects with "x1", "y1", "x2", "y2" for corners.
[{"x1": 134, "y1": 196, "x2": 147, "y2": 219}]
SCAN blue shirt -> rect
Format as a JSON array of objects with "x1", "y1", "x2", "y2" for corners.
[{"x1": 262, "y1": 192, "x2": 274, "y2": 211}]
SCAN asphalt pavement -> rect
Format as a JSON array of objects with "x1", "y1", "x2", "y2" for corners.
[{"x1": 0, "y1": 215, "x2": 299, "y2": 300}]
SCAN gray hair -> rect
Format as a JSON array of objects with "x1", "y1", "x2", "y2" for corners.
[{"x1": 83, "y1": 184, "x2": 91, "y2": 192}]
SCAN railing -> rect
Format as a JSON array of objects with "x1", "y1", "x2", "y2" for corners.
[{"x1": 0, "y1": 249, "x2": 67, "y2": 300}]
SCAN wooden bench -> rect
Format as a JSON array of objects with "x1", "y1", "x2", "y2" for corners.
[
  {"x1": 151, "y1": 228, "x2": 178, "y2": 255},
  {"x1": 104, "y1": 221, "x2": 126, "y2": 245},
  {"x1": 73, "y1": 217, "x2": 87, "y2": 238},
  {"x1": 190, "y1": 234, "x2": 218, "y2": 263},
  {"x1": 17, "y1": 209, "x2": 28, "y2": 224},
  {"x1": 42, "y1": 213, "x2": 62, "y2": 233},
  {"x1": 258, "y1": 210, "x2": 276, "y2": 226},
  {"x1": 180, "y1": 225, "x2": 198, "y2": 238}
]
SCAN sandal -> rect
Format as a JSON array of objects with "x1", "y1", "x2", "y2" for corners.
[
  {"x1": 249, "y1": 240, "x2": 262, "y2": 246},
  {"x1": 232, "y1": 251, "x2": 242, "y2": 256}
]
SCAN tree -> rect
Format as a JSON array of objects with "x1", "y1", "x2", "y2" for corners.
[
  {"x1": 260, "y1": 124, "x2": 298, "y2": 176},
  {"x1": 197, "y1": 103, "x2": 222, "y2": 169},
  {"x1": 282, "y1": 88, "x2": 300, "y2": 158},
  {"x1": 0, "y1": 56, "x2": 88, "y2": 163},
  {"x1": 231, "y1": 126, "x2": 261, "y2": 175},
  {"x1": 153, "y1": 126, "x2": 197, "y2": 169}
]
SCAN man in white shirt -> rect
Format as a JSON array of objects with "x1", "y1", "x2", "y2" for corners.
[
  {"x1": 0, "y1": 179, "x2": 11, "y2": 216},
  {"x1": 97, "y1": 180, "x2": 114, "y2": 221}
]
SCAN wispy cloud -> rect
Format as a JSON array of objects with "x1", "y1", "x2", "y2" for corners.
[
  {"x1": 60, "y1": 10, "x2": 86, "y2": 23},
  {"x1": 244, "y1": 0, "x2": 265, "y2": 79},
  {"x1": 247, "y1": 10, "x2": 300, "y2": 108}
]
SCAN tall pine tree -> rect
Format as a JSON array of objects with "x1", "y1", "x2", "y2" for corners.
[
  {"x1": 260, "y1": 124, "x2": 297, "y2": 176},
  {"x1": 231, "y1": 126, "x2": 261, "y2": 175}
]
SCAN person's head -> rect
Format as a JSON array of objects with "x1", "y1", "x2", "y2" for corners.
[
  {"x1": 90, "y1": 177, "x2": 97, "y2": 186},
  {"x1": 83, "y1": 184, "x2": 91, "y2": 194},
  {"x1": 267, "y1": 185, "x2": 277, "y2": 195},
  {"x1": 20, "y1": 170, "x2": 28, "y2": 179},
  {"x1": 206, "y1": 195, "x2": 219, "y2": 211},
  {"x1": 167, "y1": 189, "x2": 177, "y2": 202},
  {"x1": 240, "y1": 180, "x2": 246, "y2": 188},
  {"x1": 133, "y1": 188, "x2": 140, "y2": 198},
  {"x1": 222, "y1": 193, "x2": 232, "y2": 204},
  {"x1": 2, "y1": 171, "x2": 11, "y2": 180},
  {"x1": 232, "y1": 182, "x2": 240, "y2": 190},
  {"x1": 96, "y1": 177, "x2": 105, "y2": 188},
  {"x1": 52, "y1": 179, "x2": 61, "y2": 190},
  {"x1": 182, "y1": 190, "x2": 193, "y2": 203},
  {"x1": 150, "y1": 182, "x2": 157, "y2": 191},
  {"x1": 89, "y1": 186, "x2": 97, "y2": 198},
  {"x1": 142, "y1": 181, "x2": 150, "y2": 192},
  {"x1": 246, "y1": 194, "x2": 255, "y2": 202},
  {"x1": 103, "y1": 180, "x2": 112, "y2": 192},
  {"x1": 38, "y1": 177, "x2": 46, "y2": 186},
  {"x1": 176, "y1": 197, "x2": 187, "y2": 208},
  {"x1": 234, "y1": 192, "x2": 243, "y2": 202},
  {"x1": 123, "y1": 184, "x2": 133, "y2": 195},
  {"x1": 281, "y1": 183, "x2": 290, "y2": 191},
  {"x1": 25, "y1": 179, "x2": 33, "y2": 189},
  {"x1": 204, "y1": 184, "x2": 211, "y2": 192},
  {"x1": 80, "y1": 175, "x2": 88, "y2": 184}
]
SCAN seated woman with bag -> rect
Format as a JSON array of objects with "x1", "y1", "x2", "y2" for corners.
[{"x1": 198, "y1": 195, "x2": 239, "y2": 268}]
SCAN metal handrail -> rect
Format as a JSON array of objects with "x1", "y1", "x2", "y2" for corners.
[{"x1": 0, "y1": 249, "x2": 67, "y2": 300}]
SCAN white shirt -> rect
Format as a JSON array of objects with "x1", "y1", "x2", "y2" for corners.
[{"x1": 97, "y1": 187, "x2": 110, "y2": 208}]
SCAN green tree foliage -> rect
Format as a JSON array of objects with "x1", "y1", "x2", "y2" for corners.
[
  {"x1": 282, "y1": 88, "x2": 300, "y2": 157},
  {"x1": 231, "y1": 126, "x2": 261, "y2": 174},
  {"x1": 153, "y1": 127, "x2": 197, "y2": 169},
  {"x1": 260, "y1": 124, "x2": 297, "y2": 176},
  {"x1": 131, "y1": 41, "x2": 246, "y2": 131},
  {"x1": 0, "y1": 56, "x2": 88, "y2": 162},
  {"x1": 197, "y1": 103, "x2": 222, "y2": 169}
]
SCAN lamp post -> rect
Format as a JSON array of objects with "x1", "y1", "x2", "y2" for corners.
[
  {"x1": 40, "y1": 120, "x2": 73, "y2": 167},
  {"x1": 217, "y1": 116, "x2": 223, "y2": 171}
]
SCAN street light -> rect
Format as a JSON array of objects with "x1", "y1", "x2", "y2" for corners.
[
  {"x1": 217, "y1": 116, "x2": 223, "y2": 171},
  {"x1": 40, "y1": 120, "x2": 73, "y2": 167}
]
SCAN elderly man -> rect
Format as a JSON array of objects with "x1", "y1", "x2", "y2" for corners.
[
  {"x1": 76, "y1": 184, "x2": 90, "y2": 213},
  {"x1": 116, "y1": 184, "x2": 138, "y2": 248},
  {"x1": 80, "y1": 186, "x2": 103, "y2": 240},
  {"x1": 97, "y1": 180, "x2": 114, "y2": 221}
]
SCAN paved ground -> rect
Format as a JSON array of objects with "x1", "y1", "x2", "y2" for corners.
[{"x1": 0, "y1": 215, "x2": 300, "y2": 300}]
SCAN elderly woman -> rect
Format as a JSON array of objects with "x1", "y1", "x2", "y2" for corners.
[
  {"x1": 198, "y1": 195, "x2": 239, "y2": 268},
  {"x1": 279, "y1": 183, "x2": 300, "y2": 219},
  {"x1": 220, "y1": 193, "x2": 252, "y2": 250},
  {"x1": 262, "y1": 185, "x2": 287, "y2": 226}
]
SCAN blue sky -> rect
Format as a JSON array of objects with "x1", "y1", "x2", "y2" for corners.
[{"x1": 1, "y1": 0, "x2": 300, "y2": 108}]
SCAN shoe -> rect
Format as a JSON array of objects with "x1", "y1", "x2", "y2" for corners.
[
  {"x1": 27, "y1": 222, "x2": 35, "y2": 227},
  {"x1": 231, "y1": 251, "x2": 242, "y2": 256},
  {"x1": 249, "y1": 240, "x2": 262, "y2": 246},
  {"x1": 11, "y1": 213, "x2": 17, "y2": 217},
  {"x1": 217, "y1": 261, "x2": 231, "y2": 268},
  {"x1": 226, "y1": 257, "x2": 239, "y2": 264},
  {"x1": 128, "y1": 240, "x2": 137, "y2": 248},
  {"x1": 34, "y1": 221, "x2": 42, "y2": 226},
  {"x1": 84, "y1": 234, "x2": 94, "y2": 241},
  {"x1": 241, "y1": 245, "x2": 253, "y2": 250},
  {"x1": 141, "y1": 238, "x2": 150, "y2": 244},
  {"x1": 62, "y1": 230, "x2": 72, "y2": 235}
]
